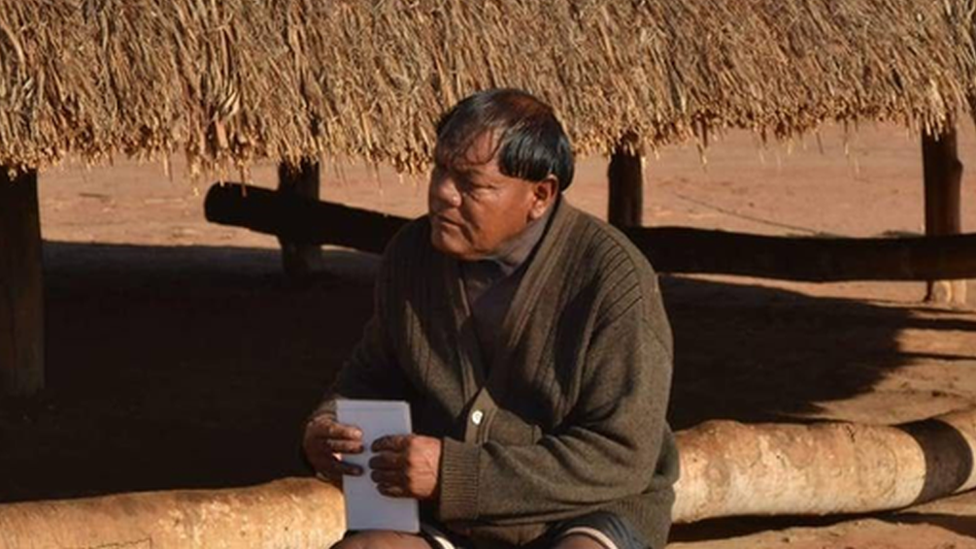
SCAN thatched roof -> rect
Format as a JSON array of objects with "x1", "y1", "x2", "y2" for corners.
[{"x1": 1, "y1": 0, "x2": 974, "y2": 173}]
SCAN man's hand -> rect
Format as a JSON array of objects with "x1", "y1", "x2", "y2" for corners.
[
  {"x1": 369, "y1": 435, "x2": 442, "y2": 500},
  {"x1": 303, "y1": 415, "x2": 365, "y2": 481}
]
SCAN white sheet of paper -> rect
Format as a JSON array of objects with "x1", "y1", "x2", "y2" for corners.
[{"x1": 336, "y1": 399, "x2": 419, "y2": 533}]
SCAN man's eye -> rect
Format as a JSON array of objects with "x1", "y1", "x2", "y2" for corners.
[{"x1": 464, "y1": 184, "x2": 491, "y2": 195}]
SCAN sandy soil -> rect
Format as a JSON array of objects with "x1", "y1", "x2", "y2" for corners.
[{"x1": 2, "y1": 121, "x2": 976, "y2": 547}]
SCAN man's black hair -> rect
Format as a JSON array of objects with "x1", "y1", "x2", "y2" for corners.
[{"x1": 434, "y1": 88, "x2": 575, "y2": 191}]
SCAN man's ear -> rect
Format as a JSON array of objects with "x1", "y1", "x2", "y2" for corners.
[{"x1": 529, "y1": 176, "x2": 558, "y2": 221}]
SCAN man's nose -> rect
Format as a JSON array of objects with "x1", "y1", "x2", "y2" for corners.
[{"x1": 430, "y1": 176, "x2": 462, "y2": 208}]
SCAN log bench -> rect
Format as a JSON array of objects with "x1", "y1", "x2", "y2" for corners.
[{"x1": 1, "y1": 409, "x2": 974, "y2": 548}]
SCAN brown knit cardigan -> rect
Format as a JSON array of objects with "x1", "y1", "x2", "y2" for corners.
[{"x1": 316, "y1": 198, "x2": 679, "y2": 548}]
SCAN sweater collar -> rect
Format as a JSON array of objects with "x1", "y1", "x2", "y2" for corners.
[
  {"x1": 470, "y1": 201, "x2": 555, "y2": 278},
  {"x1": 443, "y1": 197, "x2": 579, "y2": 394}
]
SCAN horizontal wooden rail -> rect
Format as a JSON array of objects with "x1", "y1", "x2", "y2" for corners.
[
  {"x1": 622, "y1": 226, "x2": 976, "y2": 281},
  {"x1": 205, "y1": 182, "x2": 976, "y2": 282}
]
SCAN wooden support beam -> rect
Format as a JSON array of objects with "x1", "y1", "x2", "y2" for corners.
[
  {"x1": 204, "y1": 183, "x2": 976, "y2": 282},
  {"x1": 0, "y1": 167, "x2": 44, "y2": 397},
  {"x1": 922, "y1": 127, "x2": 966, "y2": 304},
  {"x1": 622, "y1": 227, "x2": 976, "y2": 282},
  {"x1": 607, "y1": 134, "x2": 643, "y2": 227},
  {"x1": 277, "y1": 160, "x2": 321, "y2": 279}
]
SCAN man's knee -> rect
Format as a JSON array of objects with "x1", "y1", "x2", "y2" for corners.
[{"x1": 331, "y1": 530, "x2": 432, "y2": 549}]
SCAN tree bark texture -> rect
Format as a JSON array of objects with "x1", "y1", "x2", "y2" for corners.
[
  {"x1": 673, "y1": 408, "x2": 976, "y2": 522},
  {"x1": 922, "y1": 128, "x2": 967, "y2": 304},
  {"x1": 0, "y1": 167, "x2": 44, "y2": 397},
  {"x1": 0, "y1": 478, "x2": 344, "y2": 549}
]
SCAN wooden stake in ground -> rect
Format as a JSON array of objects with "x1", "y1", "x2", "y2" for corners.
[
  {"x1": 277, "y1": 160, "x2": 321, "y2": 279},
  {"x1": 922, "y1": 126, "x2": 967, "y2": 304},
  {"x1": 0, "y1": 167, "x2": 44, "y2": 397},
  {"x1": 607, "y1": 134, "x2": 643, "y2": 227}
]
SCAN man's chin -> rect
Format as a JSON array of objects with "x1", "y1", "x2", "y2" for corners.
[{"x1": 431, "y1": 233, "x2": 474, "y2": 260}]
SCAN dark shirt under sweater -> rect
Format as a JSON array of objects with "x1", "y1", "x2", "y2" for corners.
[{"x1": 460, "y1": 205, "x2": 554, "y2": 368}]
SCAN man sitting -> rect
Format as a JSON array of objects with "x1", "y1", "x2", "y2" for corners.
[{"x1": 304, "y1": 88, "x2": 678, "y2": 549}]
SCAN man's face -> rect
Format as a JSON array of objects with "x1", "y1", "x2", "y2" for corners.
[{"x1": 428, "y1": 132, "x2": 553, "y2": 260}]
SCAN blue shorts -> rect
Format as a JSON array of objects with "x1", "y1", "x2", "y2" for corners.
[{"x1": 420, "y1": 511, "x2": 648, "y2": 549}]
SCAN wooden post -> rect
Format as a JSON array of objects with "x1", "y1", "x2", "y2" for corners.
[
  {"x1": 277, "y1": 160, "x2": 321, "y2": 279},
  {"x1": 608, "y1": 133, "x2": 644, "y2": 227},
  {"x1": 922, "y1": 127, "x2": 966, "y2": 304},
  {"x1": 0, "y1": 167, "x2": 44, "y2": 396}
]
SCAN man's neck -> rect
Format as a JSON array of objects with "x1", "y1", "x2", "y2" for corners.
[{"x1": 476, "y1": 200, "x2": 556, "y2": 277}]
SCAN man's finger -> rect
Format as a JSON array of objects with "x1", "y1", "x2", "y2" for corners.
[
  {"x1": 372, "y1": 435, "x2": 410, "y2": 452},
  {"x1": 371, "y1": 469, "x2": 405, "y2": 485},
  {"x1": 306, "y1": 451, "x2": 363, "y2": 477},
  {"x1": 325, "y1": 439, "x2": 364, "y2": 454},
  {"x1": 368, "y1": 451, "x2": 404, "y2": 470},
  {"x1": 306, "y1": 416, "x2": 363, "y2": 439},
  {"x1": 335, "y1": 460, "x2": 364, "y2": 476},
  {"x1": 376, "y1": 483, "x2": 408, "y2": 498},
  {"x1": 321, "y1": 422, "x2": 363, "y2": 441}
]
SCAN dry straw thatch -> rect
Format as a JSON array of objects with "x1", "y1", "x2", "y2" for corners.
[{"x1": 1, "y1": 0, "x2": 975, "y2": 174}]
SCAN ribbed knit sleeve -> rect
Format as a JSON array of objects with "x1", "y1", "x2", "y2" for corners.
[{"x1": 439, "y1": 437, "x2": 482, "y2": 519}]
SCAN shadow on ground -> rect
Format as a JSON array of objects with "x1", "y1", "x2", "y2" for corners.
[
  {"x1": 882, "y1": 512, "x2": 976, "y2": 538},
  {"x1": 1, "y1": 241, "x2": 972, "y2": 504},
  {"x1": 665, "y1": 275, "x2": 976, "y2": 429},
  {"x1": 668, "y1": 509, "x2": 976, "y2": 543},
  {"x1": 1, "y1": 242, "x2": 374, "y2": 503}
]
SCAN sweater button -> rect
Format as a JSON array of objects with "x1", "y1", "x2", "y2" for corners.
[{"x1": 471, "y1": 410, "x2": 484, "y2": 425}]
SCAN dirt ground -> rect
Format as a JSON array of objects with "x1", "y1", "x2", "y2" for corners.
[{"x1": 2, "y1": 122, "x2": 976, "y2": 547}]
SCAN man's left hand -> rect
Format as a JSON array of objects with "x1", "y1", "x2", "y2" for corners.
[{"x1": 369, "y1": 435, "x2": 442, "y2": 500}]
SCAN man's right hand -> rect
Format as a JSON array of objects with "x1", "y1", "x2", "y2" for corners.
[{"x1": 303, "y1": 415, "x2": 365, "y2": 481}]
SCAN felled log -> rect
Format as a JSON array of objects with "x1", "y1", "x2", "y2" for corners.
[
  {"x1": 0, "y1": 478, "x2": 345, "y2": 549},
  {"x1": 673, "y1": 408, "x2": 976, "y2": 522},
  {"x1": 205, "y1": 182, "x2": 976, "y2": 281},
  {"x1": 1, "y1": 410, "x2": 974, "y2": 547}
]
